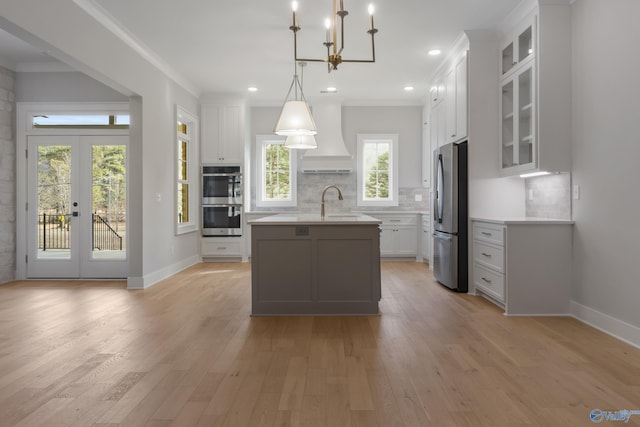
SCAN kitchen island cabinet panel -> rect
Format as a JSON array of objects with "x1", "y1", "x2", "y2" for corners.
[{"x1": 255, "y1": 239, "x2": 312, "y2": 301}]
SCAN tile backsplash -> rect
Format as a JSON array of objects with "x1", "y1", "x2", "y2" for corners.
[
  {"x1": 525, "y1": 173, "x2": 571, "y2": 220},
  {"x1": 250, "y1": 172, "x2": 429, "y2": 213}
]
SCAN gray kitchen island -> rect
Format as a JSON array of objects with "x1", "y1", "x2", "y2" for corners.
[{"x1": 248, "y1": 214, "x2": 382, "y2": 315}]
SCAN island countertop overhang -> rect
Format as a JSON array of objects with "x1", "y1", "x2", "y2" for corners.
[{"x1": 248, "y1": 213, "x2": 382, "y2": 225}]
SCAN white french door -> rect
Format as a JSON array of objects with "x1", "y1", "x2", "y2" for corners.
[{"x1": 27, "y1": 135, "x2": 128, "y2": 278}]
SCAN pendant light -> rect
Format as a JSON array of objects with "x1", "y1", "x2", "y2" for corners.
[
  {"x1": 274, "y1": 61, "x2": 317, "y2": 136},
  {"x1": 284, "y1": 134, "x2": 317, "y2": 149}
]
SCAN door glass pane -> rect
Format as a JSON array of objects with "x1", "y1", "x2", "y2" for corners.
[
  {"x1": 37, "y1": 145, "x2": 72, "y2": 260},
  {"x1": 517, "y1": 68, "x2": 533, "y2": 166},
  {"x1": 518, "y1": 26, "x2": 533, "y2": 62},
  {"x1": 501, "y1": 80, "x2": 514, "y2": 168},
  {"x1": 502, "y1": 41, "x2": 514, "y2": 75},
  {"x1": 91, "y1": 145, "x2": 126, "y2": 260}
]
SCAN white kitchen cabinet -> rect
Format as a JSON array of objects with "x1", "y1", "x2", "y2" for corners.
[
  {"x1": 376, "y1": 214, "x2": 418, "y2": 258},
  {"x1": 201, "y1": 104, "x2": 244, "y2": 164},
  {"x1": 429, "y1": 77, "x2": 445, "y2": 107},
  {"x1": 471, "y1": 218, "x2": 573, "y2": 315},
  {"x1": 500, "y1": 61, "x2": 534, "y2": 171},
  {"x1": 498, "y1": 4, "x2": 571, "y2": 176},
  {"x1": 421, "y1": 214, "x2": 430, "y2": 263},
  {"x1": 444, "y1": 52, "x2": 468, "y2": 145},
  {"x1": 429, "y1": 103, "x2": 446, "y2": 150},
  {"x1": 201, "y1": 236, "x2": 243, "y2": 259},
  {"x1": 421, "y1": 105, "x2": 430, "y2": 188}
]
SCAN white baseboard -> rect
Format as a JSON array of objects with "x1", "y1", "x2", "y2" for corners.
[
  {"x1": 127, "y1": 254, "x2": 201, "y2": 290},
  {"x1": 571, "y1": 300, "x2": 640, "y2": 350}
]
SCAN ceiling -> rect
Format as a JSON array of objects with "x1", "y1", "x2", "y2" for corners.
[{"x1": 0, "y1": 0, "x2": 522, "y2": 105}]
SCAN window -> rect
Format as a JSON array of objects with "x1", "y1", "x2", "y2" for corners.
[
  {"x1": 176, "y1": 106, "x2": 198, "y2": 234},
  {"x1": 357, "y1": 134, "x2": 399, "y2": 206},
  {"x1": 256, "y1": 135, "x2": 297, "y2": 207},
  {"x1": 32, "y1": 114, "x2": 129, "y2": 129}
]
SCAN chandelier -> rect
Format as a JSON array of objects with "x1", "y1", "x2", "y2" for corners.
[{"x1": 289, "y1": 0, "x2": 378, "y2": 73}]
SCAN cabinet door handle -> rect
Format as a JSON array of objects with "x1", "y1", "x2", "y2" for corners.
[
  {"x1": 451, "y1": 134, "x2": 456, "y2": 138},
  {"x1": 513, "y1": 61, "x2": 517, "y2": 65},
  {"x1": 481, "y1": 277, "x2": 492, "y2": 284},
  {"x1": 481, "y1": 252, "x2": 492, "y2": 257},
  {"x1": 481, "y1": 232, "x2": 492, "y2": 236}
]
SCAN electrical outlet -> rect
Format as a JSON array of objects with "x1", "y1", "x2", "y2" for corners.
[
  {"x1": 528, "y1": 189, "x2": 534, "y2": 201},
  {"x1": 573, "y1": 185, "x2": 580, "y2": 200},
  {"x1": 415, "y1": 194, "x2": 423, "y2": 202}
]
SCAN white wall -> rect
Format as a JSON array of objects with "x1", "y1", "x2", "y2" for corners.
[
  {"x1": 1, "y1": 0, "x2": 201, "y2": 287},
  {"x1": 15, "y1": 72, "x2": 127, "y2": 102},
  {"x1": 571, "y1": 0, "x2": 640, "y2": 327},
  {"x1": 247, "y1": 105, "x2": 425, "y2": 212}
]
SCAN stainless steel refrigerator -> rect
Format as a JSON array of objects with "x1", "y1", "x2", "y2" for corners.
[{"x1": 432, "y1": 141, "x2": 468, "y2": 292}]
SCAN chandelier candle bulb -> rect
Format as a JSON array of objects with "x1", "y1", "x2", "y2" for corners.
[
  {"x1": 292, "y1": 2, "x2": 297, "y2": 27},
  {"x1": 368, "y1": 4, "x2": 374, "y2": 30},
  {"x1": 325, "y1": 18, "x2": 331, "y2": 43}
]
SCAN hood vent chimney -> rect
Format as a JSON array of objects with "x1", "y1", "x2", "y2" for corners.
[{"x1": 300, "y1": 101, "x2": 353, "y2": 173}]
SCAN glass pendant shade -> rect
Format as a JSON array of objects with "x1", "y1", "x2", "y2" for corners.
[
  {"x1": 284, "y1": 134, "x2": 318, "y2": 149},
  {"x1": 274, "y1": 100, "x2": 317, "y2": 136}
]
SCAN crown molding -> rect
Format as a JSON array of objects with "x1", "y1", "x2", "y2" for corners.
[
  {"x1": 16, "y1": 61, "x2": 75, "y2": 72},
  {"x1": 73, "y1": 0, "x2": 200, "y2": 97}
]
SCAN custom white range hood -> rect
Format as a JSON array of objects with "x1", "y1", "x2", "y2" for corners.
[{"x1": 301, "y1": 101, "x2": 353, "y2": 173}]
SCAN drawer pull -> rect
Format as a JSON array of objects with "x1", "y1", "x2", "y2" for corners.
[
  {"x1": 217, "y1": 247, "x2": 227, "y2": 250},
  {"x1": 481, "y1": 277, "x2": 492, "y2": 284},
  {"x1": 390, "y1": 219, "x2": 401, "y2": 222},
  {"x1": 481, "y1": 231, "x2": 492, "y2": 236},
  {"x1": 481, "y1": 252, "x2": 492, "y2": 258}
]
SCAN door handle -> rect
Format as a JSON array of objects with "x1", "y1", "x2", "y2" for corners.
[{"x1": 71, "y1": 212, "x2": 79, "y2": 217}]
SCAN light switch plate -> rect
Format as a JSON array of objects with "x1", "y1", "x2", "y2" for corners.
[
  {"x1": 414, "y1": 194, "x2": 423, "y2": 202},
  {"x1": 573, "y1": 185, "x2": 580, "y2": 200}
]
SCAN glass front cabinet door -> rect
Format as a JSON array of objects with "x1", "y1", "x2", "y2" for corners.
[
  {"x1": 501, "y1": 64, "x2": 535, "y2": 171},
  {"x1": 500, "y1": 20, "x2": 536, "y2": 174}
]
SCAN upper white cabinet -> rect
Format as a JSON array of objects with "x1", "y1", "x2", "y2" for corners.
[
  {"x1": 421, "y1": 105, "x2": 430, "y2": 188},
  {"x1": 445, "y1": 53, "x2": 468, "y2": 144},
  {"x1": 499, "y1": 3, "x2": 571, "y2": 176},
  {"x1": 429, "y1": 78, "x2": 445, "y2": 107},
  {"x1": 201, "y1": 104, "x2": 244, "y2": 164}
]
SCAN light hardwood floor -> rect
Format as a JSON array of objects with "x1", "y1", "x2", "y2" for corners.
[{"x1": 1, "y1": 262, "x2": 640, "y2": 426}]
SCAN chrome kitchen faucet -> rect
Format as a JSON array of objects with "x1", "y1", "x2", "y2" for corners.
[{"x1": 321, "y1": 185, "x2": 344, "y2": 220}]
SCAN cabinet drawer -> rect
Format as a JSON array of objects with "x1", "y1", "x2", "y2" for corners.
[
  {"x1": 378, "y1": 215, "x2": 417, "y2": 226},
  {"x1": 201, "y1": 239, "x2": 242, "y2": 256},
  {"x1": 473, "y1": 241, "x2": 504, "y2": 272},
  {"x1": 473, "y1": 222, "x2": 504, "y2": 245},
  {"x1": 473, "y1": 263, "x2": 505, "y2": 302}
]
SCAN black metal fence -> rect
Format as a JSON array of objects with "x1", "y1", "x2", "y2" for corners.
[
  {"x1": 92, "y1": 213, "x2": 123, "y2": 250},
  {"x1": 39, "y1": 213, "x2": 123, "y2": 251}
]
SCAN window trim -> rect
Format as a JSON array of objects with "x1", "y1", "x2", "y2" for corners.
[
  {"x1": 175, "y1": 105, "x2": 198, "y2": 235},
  {"x1": 356, "y1": 133, "x2": 399, "y2": 207},
  {"x1": 255, "y1": 135, "x2": 297, "y2": 208}
]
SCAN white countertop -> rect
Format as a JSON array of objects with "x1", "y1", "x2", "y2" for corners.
[
  {"x1": 248, "y1": 213, "x2": 382, "y2": 225},
  {"x1": 471, "y1": 216, "x2": 574, "y2": 225}
]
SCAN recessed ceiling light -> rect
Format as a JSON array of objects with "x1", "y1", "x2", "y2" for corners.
[
  {"x1": 404, "y1": 86, "x2": 414, "y2": 91},
  {"x1": 248, "y1": 87, "x2": 258, "y2": 92},
  {"x1": 326, "y1": 87, "x2": 337, "y2": 92},
  {"x1": 428, "y1": 49, "x2": 441, "y2": 56}
]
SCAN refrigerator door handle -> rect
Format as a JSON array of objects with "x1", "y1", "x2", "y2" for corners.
[{"x1": 436, "y1": 154, "x2": 445, "y2": 224}]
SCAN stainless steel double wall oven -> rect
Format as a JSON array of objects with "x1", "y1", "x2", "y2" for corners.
[{"x1": 201, "y1": 165, "x2": 243, "y2": 236}]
